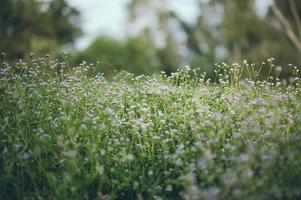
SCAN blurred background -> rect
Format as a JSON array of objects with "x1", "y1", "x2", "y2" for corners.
[{"x1": 1, "y1": 0, "x2": 301, "y2": 77}]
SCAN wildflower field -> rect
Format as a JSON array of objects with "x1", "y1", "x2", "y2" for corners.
[{"x1": 1, "y1": 57, "x2": 301, "y2": 199}]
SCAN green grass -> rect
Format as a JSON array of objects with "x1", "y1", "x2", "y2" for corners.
[{"x1": 0, "y1": 57, "x2": 301, "y2": 199}]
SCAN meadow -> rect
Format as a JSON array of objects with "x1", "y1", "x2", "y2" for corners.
[{"x1": 0, "y1": 57, "x2": 301, "y2": 199}]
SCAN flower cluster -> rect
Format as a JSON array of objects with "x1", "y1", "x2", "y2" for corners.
[{"x1": 0, "y1": 57, "x2": 301, "y2": 199}]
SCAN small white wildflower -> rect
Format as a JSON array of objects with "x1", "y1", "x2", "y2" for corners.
[
  {"x1": 95, "y1": 164, "x2": 104, "y2": 175},
  {"x1": 123, "y1": 153, "x2": 134, "y2": 162},
  {"x1": 185, "y1": 65, "x2": 191, "y2": 71},
  {"x1": 239, "y1": 153, "x2": 249, "y2": 162},
  {"x1": 166, "y1": 185, "x2": 173, "y2": 191},
  {"x1": 100, "y1": 149, "x2": 106, "y2": 156},
  {"x1": 20, "y1": 153, "x2": 30, "y2": 160},
  {"x1": 264, "y1": 131, "x2": 272, "y2": 138},
  {"x1": 160, "y1": 119, "x2": 166, "y2": 124},
  {"x1": 64, "y1": 150, "x2": 77, "y2": 157},
  {"x1": 275, "y1": 66, "x2": 282, "y2": 72},
  {"x1": 80, "y1": 124, "x2": 87, "y2": 130},
  {"x1": 176, "y1": 144, "x2": 185, "y2": 153},
  {"x1": 175, "y1": 158, "x2": 183, "y2": 166}
]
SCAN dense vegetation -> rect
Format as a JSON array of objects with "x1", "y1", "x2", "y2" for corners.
[{"x1": 0, "y1": 57, "x2": 301, "y2": 199}]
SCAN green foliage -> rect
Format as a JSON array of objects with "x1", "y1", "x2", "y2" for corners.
[
  {"x1": 220, "y1": 0, "x2": 301, "y2": 67},
  {"x1": 80, "y1": 36, "x2": 125, "y2": 75},
  {"x1": 157, "y1": 35, "x2": 181, "y2": 75},
  {"x1": 0, "y1": 57, "x2": 301, "y2": 199},
  {"x1": 78, "y1": 36, "x2": 158, "y2": 76},
  {"x1": 126, "y1": 0, "x2": 301, "y2": 76},
  {"x1": 78, "y1": 34, "x2": 180, "y2": 76},
  {"x1": 0, "y1": 0, "x2": 81, "y2": 61}
]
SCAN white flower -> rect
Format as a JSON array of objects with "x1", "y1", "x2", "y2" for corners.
[
  {"x1": 175, "y1": 158, "x2": 183, "y2": 166},
  {"x1": 148, "y1": 170, "x2": 154, "y2": 176},
  {"x1": 239, "y1": 153, "x2": 249, "y2": 162},
  {"x1": 64, "y1": 150, "x2": 77, "y2": 157},
  {"x1": 166, "y1": 185, "x2": 173, "y2": 191},
  {"x1": 95, "y1": 164, "x2": 104, "y2": 175}
]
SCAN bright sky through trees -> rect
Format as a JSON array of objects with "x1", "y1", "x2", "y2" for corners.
[{"x1": 67, "y1": 0, "x2": 271, "y2": 50}]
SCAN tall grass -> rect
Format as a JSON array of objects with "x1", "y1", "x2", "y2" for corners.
[{"x1": 0, "y1": 56, "x2": 301, "y2": 199}]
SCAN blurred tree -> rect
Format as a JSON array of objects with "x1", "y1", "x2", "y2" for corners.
[
  {"x1": 0, "y1": 0, "x2": 81, "y2": 61},
  {"x1": 214, "y1": 0, "x2": 301, "y2": 78},
  {"x1": 126, "y1": 0, "x2": 301, "y2": 77},
  {"x1": 270, "y1": 0, "x2": 301, "y2": 56},
  {"x1": 126, "y1": 0, "x2": 182, "y2": 73},
  {"x1": 218, "y1": 0, "x2": 301, "y2": 67},
  {"x1": 157, "y1": 33, "x2": 181, "y2": 75},
  {"x1": 78, "y1": 33, "x2": 160, "y2": 76},
  {"x1": 126, "y1": 0, "x2": 223, "y2": 77}
]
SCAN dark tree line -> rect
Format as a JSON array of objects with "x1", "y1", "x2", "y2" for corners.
[{"x1": 0, "y1": 0, "x2": 81, "y2": 60}]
